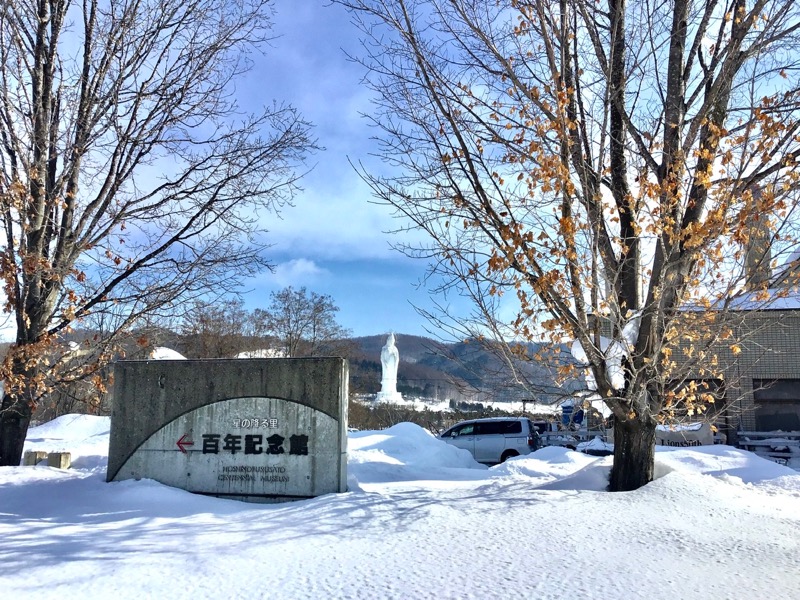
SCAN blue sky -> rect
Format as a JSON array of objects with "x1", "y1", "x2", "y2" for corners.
[
  {"x1": 235, "y1": 1, "x2": 454, "y2": 338},
  {"x1": 0, "y1": 1, "x2": 459, "y2": 343}
]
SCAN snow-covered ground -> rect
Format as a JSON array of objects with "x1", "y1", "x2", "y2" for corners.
[{"x1": 2, "y1": 415, "x2": 799, "y2": 599}]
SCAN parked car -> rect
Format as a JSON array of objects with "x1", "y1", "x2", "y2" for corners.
[{"x1": 438, "y1": 417, "x2": 540, "y2": 464}]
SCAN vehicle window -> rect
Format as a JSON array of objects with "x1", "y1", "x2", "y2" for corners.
[
  {"x1": 501, "y1": 421, "x2": 522, "y2": 434},
  {"x1": 444, "y1": 423, "x2": 477, "y2": 437},
  {"x1": 476, "y1": 422, "x2": 503, "y2": 435}
]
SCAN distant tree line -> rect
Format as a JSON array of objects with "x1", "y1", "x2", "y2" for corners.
[
  {"x1": 347, "y1": 398, "x2": 585, "y2": 434},
  {"x1": 347, "y1": 400, "x2": 524, "y2": 435},
  {"x1": 178, "y1": 286, "x2": 352, "y2": 359}
]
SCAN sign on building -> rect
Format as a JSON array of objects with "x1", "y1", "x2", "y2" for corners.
[
  {"x1": 107, "y1": 358, "x2": 348, "y2": 502},
  {"x1": 655, "y1": 422, "x2": 714, "y2": 447}
]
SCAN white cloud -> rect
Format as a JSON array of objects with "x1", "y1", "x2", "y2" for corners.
[
  {"x1": 272, "y1": 258, "x2": 328, "y2": 287},
  {"x1": 239, "y1": 1, "x2": 425, "y2": 264}
]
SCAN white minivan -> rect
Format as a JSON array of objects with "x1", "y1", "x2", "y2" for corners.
[{"x1": 438, "y1": 417, "x2": 540, "y2": 464}]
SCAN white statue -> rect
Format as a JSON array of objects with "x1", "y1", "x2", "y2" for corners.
[{"x1": 376, "y1": 333, "x2": 403, "y2": 403}]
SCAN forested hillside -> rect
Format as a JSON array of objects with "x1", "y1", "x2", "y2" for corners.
[{"x1": 348, "y1": 334, "x2": 584, "y2": 405}]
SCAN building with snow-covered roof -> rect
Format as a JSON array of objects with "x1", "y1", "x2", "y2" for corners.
[
  {"x1": 583, "y1": 242, "x2": 800, "y2": 443},
  {"x1": 677, "y1": 249, "x2": 800, "y2": 440}
]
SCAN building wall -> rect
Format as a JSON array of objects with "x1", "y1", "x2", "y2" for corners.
[
  {"x1": 588, "y1": 307, "x2": 800, "y2": 434},
  {"x1": 686, "y1": 309, "x2": 800, "y2": 433},
  {"x1": 733, "y1": 310, "x2": 800, "y2": 430}
]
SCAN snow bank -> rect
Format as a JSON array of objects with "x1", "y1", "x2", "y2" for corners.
[
  {"x1": 654, "y1": 443, "x2": 799, "y2": 484},
  {"x1": 150, "y1": 347, "x2": 186, "y2": 359},
  {"x1": 4, "y1": 414, "x2": 800, "y2": 600},
  {"x1": 347, "y1": 422, "x2": 487, "y2": 484},
  {"x1": 491, "y1": 446, "x2": 599, "y2": 482},
  {"x1": 26, "y1": 413, "x2": 109, "y2": 440},
  {"x1": 23, "y1": 414, "x2": 110, "y2": 471}
]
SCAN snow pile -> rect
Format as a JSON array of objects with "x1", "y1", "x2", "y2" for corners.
[
  {"x1": 150, "y1": 347, "x2": 186, "y2": 360},
  {"x1": 2, "y1": 414, "x2": 799, "y2": 599},
  {"x1": 654, "y1": 443, "x2": 800, "y2": 484},
  {"x1": 576, "y1": 435, "x2": 614, "y2": 456},
  {"x1": 23, "y1": 414, "x2": 109, "y2": 471},
  {"x1": 348, "y1": 422, "x2": 487, "y2": 484},
  {"x1": 492, "y1": 445, "x2": 599, "y2": 482}
]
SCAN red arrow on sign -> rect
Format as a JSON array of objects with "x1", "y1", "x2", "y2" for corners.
[{"x1": 176, "y1": 434, "x2": 194, "y2": 454}]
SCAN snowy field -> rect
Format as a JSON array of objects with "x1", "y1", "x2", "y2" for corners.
[{"x1": 1, "y1": 415, "x2": 799, "y2": 600}]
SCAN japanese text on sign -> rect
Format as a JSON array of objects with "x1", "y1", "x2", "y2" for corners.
[
  {"x1": 202, "y1": 433, "x2": 309, "y2": 456},
  {"x1": 233, "y1": 418, "x2": 279, "y2": 429}
]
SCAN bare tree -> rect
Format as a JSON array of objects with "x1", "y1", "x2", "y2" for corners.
[
  {"x1": 338, "y1": 0, "x2": 800, "y2": 490},
  {"x1": 258, "y1": 286, "x2": 351, "y2": 357},
  {"x1": 181, "y1": 298, "x2": 250, "y2": 358},
  {"x1": 0, "y1": 0, "x2": 316, "y2": 466}
]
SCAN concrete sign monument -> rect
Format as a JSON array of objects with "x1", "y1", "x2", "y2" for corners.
[{"x1": 107, "y1": 358, "x2": 348, "y2": 502}]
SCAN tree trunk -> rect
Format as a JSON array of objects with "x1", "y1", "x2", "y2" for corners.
[
  {"x1": 609, "y1": 418, "x2": 657, "y2": 491},
  {"x1": 0, "y1": 393, "x2": 32, "y2": 467}
]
